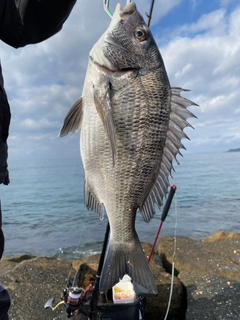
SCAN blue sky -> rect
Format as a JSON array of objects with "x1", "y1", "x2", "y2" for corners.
[{"x1": 1, "y1": 0, "x2": 240, "y2": 161}]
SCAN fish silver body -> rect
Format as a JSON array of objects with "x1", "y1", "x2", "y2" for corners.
[{"x1": 60, "y1": 2, "x2": 197, "y2": 295}]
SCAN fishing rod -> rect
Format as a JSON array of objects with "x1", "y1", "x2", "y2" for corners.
[
  {"x1": 148, "y1": 185, "x2": 177, "y2": 264},
  {"x1": 147, "y1": 0, "x2": 155, "y2": 27},
  {"x1": 88, "y1": 222, "x2": 110, "y2": 320}
]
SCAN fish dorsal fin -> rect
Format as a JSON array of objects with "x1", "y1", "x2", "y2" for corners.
[
  {"x1": 84, "y1": 181, "x2": 105, "y2": 220},
  {"x1": 60, "y1": 97, "x2": 83, "y2": 137},
  {"x1": 93, "y1": 83, "x2": 116, "y2": 165},
  {"x1": 139, "y1": 88, "x2": 198, "y2": 222}
]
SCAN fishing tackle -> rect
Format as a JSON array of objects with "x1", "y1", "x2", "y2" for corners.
[
  {"x1": 103, "y1": 0, "x2": 155, "y2": 27},
  {"x1": 103, "y1": 0, "x2": 132, "y2": 19},
  {"x1": 44, "y1": 279, "x2": 92, "y2": 318},
  {"x1": 65, "y1": 287, "x2": 85, "y2": 317},
  {"x1": 148, "y1": 185, "x2": 177, "y2": 263},
  {"x1": 146, "y1": 0, "x2": 155, "y2": 27}
]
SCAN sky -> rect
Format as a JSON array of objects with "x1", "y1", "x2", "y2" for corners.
[{"x1": 1, "y1": 0, "x2": 240, "y2": 161}]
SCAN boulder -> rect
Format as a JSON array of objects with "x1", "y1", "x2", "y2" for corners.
[
  {"x1": 3, "y1": 232, "x2": 238, "y2": 320},
  {"x1": 0, "y1": 255, "x2": 72, "y2": 320},
  {"x1": 157, "y1": 231, "x2": 240, "y2": 319}
]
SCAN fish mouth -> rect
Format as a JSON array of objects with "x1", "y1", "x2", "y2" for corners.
[
  {"x1": 90, "y1": 55, "x2": 139, "y2": 75},
  {"x1": 102, "y1": 30, "x2": 141, "y2": 73}
]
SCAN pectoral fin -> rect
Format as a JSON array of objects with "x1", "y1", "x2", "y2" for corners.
[
  {"x1": 94, "y1": 83, "x2": 116, "y2": 165},
  {"x1": 60, "y1": 97, "x2": 83, "y2": 137}
]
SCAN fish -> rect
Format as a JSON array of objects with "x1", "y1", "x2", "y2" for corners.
[{"x1": 60, "y1": 2, "x2": 197, "y2": 295}]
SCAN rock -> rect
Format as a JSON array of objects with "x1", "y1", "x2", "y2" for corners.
[
  {"x1": 0, "y1": 255, "x2": 72, "y2": 320},
  {"x1": 228, "y1": 148, "x2": 240, "y2": 152},
  {"x1": 5, "y1": 231, "x2": 238, "y2": 320},
  {"x1": 157, "y1": 231, "x2": 240, "y2": 319},
  {"x1": 0, "y1": 244, "x2": 186, "y2": 320},
  {"x1": 203, "y1": 231, "x2": 240, "y2": 242}
]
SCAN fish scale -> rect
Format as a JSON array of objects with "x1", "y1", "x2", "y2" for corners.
[{"x1": 60, "y1": 2, "x2": 197, "y2": 295}]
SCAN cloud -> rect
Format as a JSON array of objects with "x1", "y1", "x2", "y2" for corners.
[
  {"x1": 2, "y1": 0, "x2": 185, "y2": 160},
  {"x1": 149, "y1": 0, "x2": 184, "y2": 24},
  {"x1": 220, "y1": 0, "x2": 238, "y2": 6},
  {"x1": 2, "y1": 1, "x2": 240, "y2": 160},
  {"x1": 159, "y1": 5, "x2": 240, "y2": 152}
]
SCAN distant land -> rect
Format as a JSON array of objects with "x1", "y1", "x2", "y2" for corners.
[{"x1": 228, "y1": 148, "x2": 240, "y2": 152}]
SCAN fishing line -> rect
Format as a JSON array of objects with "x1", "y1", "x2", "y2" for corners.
[
  {"x1": 163, "y1": 190, "x2": 178, "y2": 320},
  {"x1": 103, "y1": 0, "x2": 132, "y2": 18},
  {"x1": 67, "y1": 208, "x2": 90, "y2": 281},
  {"x1": 103, "y1": 0, "x2": 155, "y2": 26}
]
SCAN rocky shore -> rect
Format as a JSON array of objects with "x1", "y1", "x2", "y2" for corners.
[{"x1": 0, "y1": 231, "x2": 239, "y2": 320}]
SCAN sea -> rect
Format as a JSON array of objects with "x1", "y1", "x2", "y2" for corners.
[{"x1": 1, "y1": 152, "x2": 240, "y2": 260}]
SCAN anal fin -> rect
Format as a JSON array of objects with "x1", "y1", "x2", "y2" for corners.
[{"x1": 84, "y1": 181, "x2": 104, "y2": 220}]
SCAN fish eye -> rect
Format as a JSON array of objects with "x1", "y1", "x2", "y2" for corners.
[{"x1": 134, "y1": 29, "x2": 147, "y2": 42}]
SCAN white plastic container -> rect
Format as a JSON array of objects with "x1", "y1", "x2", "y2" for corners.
[{"x1": 112, "y1": 275, "x2": 136, "y2": 304}]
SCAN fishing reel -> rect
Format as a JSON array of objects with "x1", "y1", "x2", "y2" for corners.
[
  {"x1": 65, "y1": 286, "x2": 85, "y2": 318},
  {"x1": 44, "y1": 278, "x2": 93, "y2": 318}
]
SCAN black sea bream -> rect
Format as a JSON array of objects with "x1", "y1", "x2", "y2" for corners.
[{"x1": 60, "y1": 2, "x2": 197, "y2": 294}]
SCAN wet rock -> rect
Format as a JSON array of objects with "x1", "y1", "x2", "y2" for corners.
[{"x1": 157, "y1": 231, "x2": 240, "y2": 319}]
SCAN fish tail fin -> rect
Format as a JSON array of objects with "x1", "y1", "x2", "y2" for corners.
[{"x1": 99, "y1": 238, "x2": 157, "y2": 296}]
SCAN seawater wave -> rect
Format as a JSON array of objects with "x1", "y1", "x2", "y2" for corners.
[{"x1": 1, "y1": 152, "x2": 240, "y2": 260}]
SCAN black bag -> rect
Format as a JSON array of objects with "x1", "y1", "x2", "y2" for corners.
[{"x1": 0, "y1": 285, "x2": 10, "y2": 320}]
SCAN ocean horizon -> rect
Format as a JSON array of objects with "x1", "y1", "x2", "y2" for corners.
[{"x1": 1, "y1": 152, "x2": 239, "y2": 260}]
